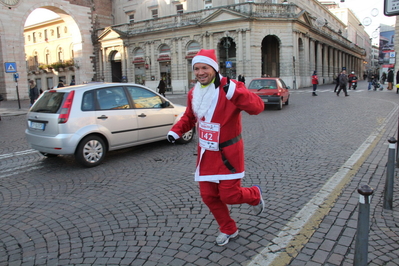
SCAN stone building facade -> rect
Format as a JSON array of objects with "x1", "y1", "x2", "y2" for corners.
[
  {"x1": 98, "y1": 0, "x2": 369, "y2": 92},
  {"x1": 0, "y1": 0, "x2": 369, "y2": 99}
]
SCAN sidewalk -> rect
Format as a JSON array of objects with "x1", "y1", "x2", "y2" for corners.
[{"x1": 0, "y1": 98, "x2": 30, "y2": 117}]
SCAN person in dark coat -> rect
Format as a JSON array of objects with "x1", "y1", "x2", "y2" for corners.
[
  {"x1": 337, "y1": 70, "x2": 349, "y2": 97},
  {"x1": 28, "y1": 80, "x2": 39, "y2": 106},
  {"x1": 57, "y1": 80, "x2": 65, "y2": 88},
  {"x1": 157, "y1": 79, "x2": 166, "y2": 97},
  {"x1": 334, "y1": 72, "x2": 341, "y2": 92},
  {"x1": 387, "y1": 69, "x2": 394, "y2": 90}
]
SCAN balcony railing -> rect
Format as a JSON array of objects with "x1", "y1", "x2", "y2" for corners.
[{"x1": 104, "y1": 2, "x2": 365, "y2": 56}]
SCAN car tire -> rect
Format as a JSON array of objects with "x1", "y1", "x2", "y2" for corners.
[
  {"x1": 75, "y1": 135, "x2": 106, "y2": 167},
  {"x1": 176, "y1": 128, "x2": 194, "y2": 144},
  {"x1": 39, "y1": 152, "x2": 58, "y2": 158},
  {"x1": 277, "y1": 99, "x2": 283, "y2": 110},
  {"x1": 285, "y1": 97, "x2": 289, "y2": 105}
]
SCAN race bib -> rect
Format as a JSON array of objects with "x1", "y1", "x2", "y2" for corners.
[{"x1": 199, "y1": 121, "x2": 220, "y2": 151}]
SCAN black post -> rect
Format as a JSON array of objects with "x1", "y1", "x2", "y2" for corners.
[
  {"x1": 354, "y1": 184, "x2": 374, "y2": 266},
  {"x1": 383, "y1": 137, "x2": 397, "y2": 210}
]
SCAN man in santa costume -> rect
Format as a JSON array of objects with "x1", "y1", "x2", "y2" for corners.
[{"x1": 167, "y1": 49, "x2": 265, "y2": 246}]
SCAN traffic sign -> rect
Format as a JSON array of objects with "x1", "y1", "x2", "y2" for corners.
[
  {"x1": 5, "y1": 62, "x2": 17, "y2": 73},
  {"x1": 226, "y1": 61, "x2": 233, "y2": 68},
  {"x1": 384, "y1": 0, "x2": 399, "y2": 16}
]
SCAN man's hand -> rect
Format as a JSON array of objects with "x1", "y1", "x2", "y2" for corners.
[{"x1": 167, "y1": 134, "x2": 176, "y2": 143}]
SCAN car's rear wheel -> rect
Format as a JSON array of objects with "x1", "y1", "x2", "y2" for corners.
[
  {"x1": 177, "y1": 128, "x2": 194, "y2": 144},
  {"x1": 277, "y1": 98, "x2": 283, "y2": 110},
  {"x1": 75, "y1": 135, "x2": 106, "y2": 167}
]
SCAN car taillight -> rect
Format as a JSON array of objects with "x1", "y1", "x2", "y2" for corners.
[
  {"x1": 58, "y1": 90, "x2": 75, "y2": 124},
  {"x1": 273, "y1": 92, "x2": 281, "y2": 96}
]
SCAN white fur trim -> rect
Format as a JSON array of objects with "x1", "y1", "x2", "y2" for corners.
[
  {"x1": 225, "y1": 80, "x2": 236, "y2": 100},
  {"x1": 192, "y1": 55, "x2": 219, "y2": 72}
]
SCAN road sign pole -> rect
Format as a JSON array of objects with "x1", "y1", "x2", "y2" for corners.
[{"x1": 16, "y1": 80, "x2": 21, "y2": 109}]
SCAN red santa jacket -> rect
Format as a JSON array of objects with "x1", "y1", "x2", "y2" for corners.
[{"x1": 170, "y1": 77, "x2": 264, "y2": 182}]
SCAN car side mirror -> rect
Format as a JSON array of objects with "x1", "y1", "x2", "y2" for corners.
[
  {"x1": 286, "y1": 86, "x2": 291, "y2": 89},
  {"x1": 162, "y1": 101, "x2": 171, "y2": 108}
]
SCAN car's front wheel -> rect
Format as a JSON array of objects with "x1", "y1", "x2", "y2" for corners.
[
  {"x1": 285, "y1": 97, "x2": 289, "y2": 105},
  {"x1": 75, "y1": 135, "x2": 106, "y2": 167},
  {"x1": 177, "y1": 128, "x2": 194, "y2": 144}
]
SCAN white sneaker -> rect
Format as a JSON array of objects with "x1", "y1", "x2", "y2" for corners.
[
  {"x1": 253, "y1": 185, "x2": 265, "y2": 215},
  {"x1": 215, "y1": 230, "x2": 239, "y2": 246}
]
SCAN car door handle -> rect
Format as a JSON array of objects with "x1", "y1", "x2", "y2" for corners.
[
  {"x1": 97, "y1": 115, "x2": 108, "y2": 120},
  {"x1": 138, "y1": 113, "x2": 146, "y2": 118}
]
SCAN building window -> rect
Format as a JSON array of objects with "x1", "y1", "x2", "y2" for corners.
[
  {"x1": 176, "y1": 4, "x2": 183, "y2": 14},
  {"x1": 44, "y1": 29, "x2": 48, "y2": 41},
  {"x1": 64, "y1": 26, "x2": 68, "y2": 33},
  {"x1": 46, "y1": 50, "x2": 50, "y2": 65},
  {"x1": 204, "y1": 0, "x2": 212, "y2": 9},
  {"x1": 152, "y1": 9, "x2": 158, "y2": 18},
  {"x1": 57, "y1": 26, "x2": 61, "y2": 38},
  {"x1": 129, "y1": 14, "x2": 134, "y2": 23},
  {"x1": 34, "y1": 52, "x2": 39, "y2": 67},
  {"x1": 33, "y1": 32, "x2": 36, "y2": 43},
  {"x1": 58, "y1": 47, "x2": 63, "y2": 62}
]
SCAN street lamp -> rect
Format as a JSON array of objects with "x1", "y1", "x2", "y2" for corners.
[{"x1": 223, "y1": 31, "x2": 231, "y2": 77}]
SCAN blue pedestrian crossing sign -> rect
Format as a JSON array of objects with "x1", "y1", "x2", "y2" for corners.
[
  {"x1": 5, "y1": 62, "x2": 17, "y2": 73},
  {"x1": 226, "y1": 61, "x2": 233, "y2": 69}
]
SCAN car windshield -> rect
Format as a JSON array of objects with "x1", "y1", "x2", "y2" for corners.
[
  {"x1": 248, "y1": 80, "x2": 277, "y2": 90},
  {"x1": 30, "y1": 91, "x2": 65, "y2": 113}
]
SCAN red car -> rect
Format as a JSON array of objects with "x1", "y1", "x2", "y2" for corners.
[{"x1": 247, "y1": 78, "x2": 290, "y2": 110}]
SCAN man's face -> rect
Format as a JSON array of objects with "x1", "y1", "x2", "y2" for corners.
[
  {"x1": 342, "y1": 70, "x2": 346, "y2": 75},
  {"x1": 193, "y1": 63, "x2": 216, "y2": 85}
]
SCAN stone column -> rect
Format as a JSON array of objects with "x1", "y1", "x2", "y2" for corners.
[
  {"x1": 309, "y1": 39, "x2": 315, "y2": 78},
  {"x1": 245, "y1": 29, "x2": 251, "y2": 77}
]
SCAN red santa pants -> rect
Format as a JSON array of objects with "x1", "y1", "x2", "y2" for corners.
[{"x1": 199, "y1": 179, "x2": 260, "y2": 235}]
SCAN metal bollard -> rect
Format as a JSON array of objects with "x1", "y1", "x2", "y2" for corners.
[
  {"x1": 354, "y1": 184, "x2": 374, "y2": 266},
  {"x1": 383, "y1": 137, "x2": 397, "y2": 210}
]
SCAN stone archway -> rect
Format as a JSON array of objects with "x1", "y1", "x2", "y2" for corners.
[
  {"x1": 218, "y1": 37, "x2": 236, "y2": 78},
  {"x1": 0, "y1": 0, "x2": 111, "y2": 100},
  {"x1": 261, "y1": 35, "x2": 280, "y2": 78},
  {"x1": 110, "y1": 51, "x2": 122, "y2": 82}
]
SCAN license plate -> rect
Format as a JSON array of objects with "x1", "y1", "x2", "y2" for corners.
[
  {"x1": 263, "y1": 99, "x2": 268, "y2": 102},
  {"x1": 30, "y1": 121, "x2": 45, "y2": 130}
]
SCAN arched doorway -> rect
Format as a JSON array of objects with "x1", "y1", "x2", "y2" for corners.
[
  {"x1": 110, "y1": 51, "x2": 122, "y2": 82},
  {"x1": 158, "y1": 44, "x2": 172, "y2": 91},
  {"x1": 218, "y1": 36, "x2": 236, "y2": 78},
  {"x1": 261, "y1": 35, "x2": 280, "y2": 77}
]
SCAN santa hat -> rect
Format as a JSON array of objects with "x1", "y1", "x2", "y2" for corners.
[{"x1": 192, "y1": 49, "x2": 219, "y2": 72}]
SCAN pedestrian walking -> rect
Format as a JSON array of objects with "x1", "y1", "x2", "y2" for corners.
[
  {"x1": 57, "y1": 80, "x2": 65, "y2": 88},
  {"x1": 337, "y1": 70, "x2": 349, "y2": 96},
  {"x1": 167, "y1": 49, "x2": 265, "y2": 246},
  {"x1": 157, "y1": 78, "x2": 166, "y2": 97},
  {"x1": 28, "y1": 80, "x2": 39, "y2": 106},
  {"x1": 311, "y1": 71, "x2": 318, "y2": 96},
  {"x1": 334, "y1": 72, "x2": 340, "y2": 92},
  {"x1": 387, "y1": 68, "x2": 394, "y2": 90},
  {"x1": 367, "y1": 72, "x2": 374, "y2": 90},
  {"x1": 381, "y1": 72, "x2": 387, "y2": 84}
]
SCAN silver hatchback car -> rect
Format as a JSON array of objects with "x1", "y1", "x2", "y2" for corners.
[{"x1": 25, "y1": 83, "x2": 194, "y2": 167}]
